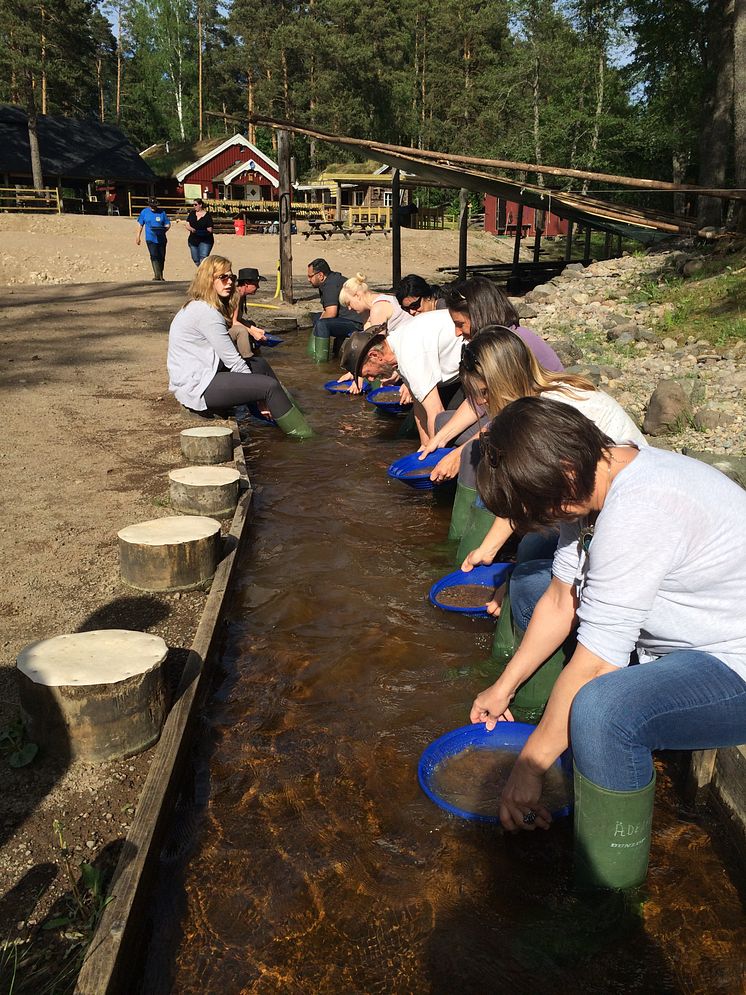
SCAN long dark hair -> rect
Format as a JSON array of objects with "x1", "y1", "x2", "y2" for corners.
[
  {"x1": 443, "y1": 276, "x2": 519, "y2": 332},
  {"x1": 395, "y1": 273, "x2": 442, "y2": 306},
  {"x1": 477, "y1": 396, "x2": 613, "y2": 532}
]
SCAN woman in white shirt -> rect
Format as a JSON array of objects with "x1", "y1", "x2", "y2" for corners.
[
  {"x1": 167, "y1": 256, "x2": 312, "y2": 438},
  {"x1": 469, "y1": 396, "x2": 746, "y2": 888}
]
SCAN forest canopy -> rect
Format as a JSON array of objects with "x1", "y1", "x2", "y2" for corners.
[{"x1": 1, "y1": 0, "x2": 743, "y2": 224}]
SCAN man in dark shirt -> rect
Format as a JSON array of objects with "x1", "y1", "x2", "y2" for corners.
[{"x1": 306, "y1": 257, "x2": 365, "y2": 362}]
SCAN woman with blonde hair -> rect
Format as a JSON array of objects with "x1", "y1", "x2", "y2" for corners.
[
  {"x1": 339, "y1": 272, "x2": 408, "y2": 331},
  {"x1": 455, "y1": 325, "x2": 645, "y2": 610},
  {"x1": 167, "y1": 256, "x2": 312, "y2": 437}
]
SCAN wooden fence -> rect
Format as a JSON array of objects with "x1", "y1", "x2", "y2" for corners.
[
  {"x1": 127, "y1": 194, "x2": 335, "y2": 221},
  {"x1": 0, "y1": 186, "x2": 61, "y2": 213}
]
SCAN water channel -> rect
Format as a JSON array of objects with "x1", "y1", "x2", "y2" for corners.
[{"x1": 148, "y1": 338, "x2": 746, "y2": 994}]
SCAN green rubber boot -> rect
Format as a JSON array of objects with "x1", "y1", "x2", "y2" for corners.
[
  {"x1": 306, "y1": 329, "x2": 315, "y2": 356},
  {"x1": 574, "y1": 766, "x2": 656, "y2": 890},
  {"x1": 448, "y1": 482, "x2": 477, "y2": 541},
  {"x1": 486, "y1": 590, "x2": 567, "y2": 724},
  {"x1": 455, "y1": 503, "x2": 496, "y2": 566},
  {"x1": 397, "y1": 409, "x2": 420, "y2": 440},
  {"x1": 309, "y1": 334, "x2": 330, "y2": 363},
  {"x1": 275, "y1": 405, "x2": 314, "y2": 439}
]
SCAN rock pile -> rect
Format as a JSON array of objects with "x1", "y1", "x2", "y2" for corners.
[{"x1": 514, "y1": 250, "x2": 745, "y2": 461}]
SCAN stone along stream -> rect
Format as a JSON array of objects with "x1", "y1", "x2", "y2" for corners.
[{"x1": 148, "y1": 338, "x2": 746, "y2": 994}]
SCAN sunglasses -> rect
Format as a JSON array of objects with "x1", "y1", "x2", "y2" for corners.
[
  {"x1": 216, "y1": 273, "x2": 236, "y2": 283},
  {"x1": 402, "y1": 297, "x2": 422, "y2": 314}
]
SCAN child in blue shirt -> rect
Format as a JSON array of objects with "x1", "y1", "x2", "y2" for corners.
[{"x1": 136, "y1": 197, "x2": 171, "y2": 281}]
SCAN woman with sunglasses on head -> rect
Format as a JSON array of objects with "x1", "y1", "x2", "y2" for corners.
[
  {"x1": 469, "y1": 397, "x2": 746, "y2": 890},
  {"x1": 185, "y1": 198, "x2": 214, "y2": 267},
  {"x1": 418, "y1": 277, "x2": 564, "y2": 486},
  {"x1": 453, "y1": 326, "x2": 645, "y2": 611},
  {"x1": 167, "y1": 256, "x2": 312, "y2": 437},
  {"x1": 395, "y1": 274, "x2": 445, "y2": 316}
]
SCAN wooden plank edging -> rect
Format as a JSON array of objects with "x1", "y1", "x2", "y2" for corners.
[{"x1": 74, "y1": 435, "x2": 252, "y2": 995}]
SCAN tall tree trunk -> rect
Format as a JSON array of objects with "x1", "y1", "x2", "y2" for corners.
[
  {"x1": 282, "y1": 48, "x2": 290, "y2": 118},
  {"x1": 531, "y1": 52, "x2": 544, "y2": 187},
  {"x1": 25, "y1": 75, "x2": 44, "y2": 190},
  {"x1": 197, "y1": 3, "x2": 203, "y2": 140},
  {"x1": 40, "y1": 6, "x2": 47, "y2": 115},
  {"x1": 581, "y1": 49, "x2": 605, "y2": 195},
  {"x1": 733, "y1": 0, "x2": 746, "y2": 230},
  {"x1": 96, "y1": 56, "x2": 105, "y2": 121},
  {"x1": 672, "y1": 152, "x2": 689, "y2": 216},
  {"x1": 116, "y1": 3, "x2": 122, "y2": 123},
  {"x1": 698, "y1": 0, "x2": 735, "y2": 227},
  {"x1": 247, "y1": 68, "x2": 256, "y2": 145}
]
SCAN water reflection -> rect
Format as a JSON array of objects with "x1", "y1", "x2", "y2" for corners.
[{"x1": 165, "y1": 340, "x2": 745, "y2": 994}]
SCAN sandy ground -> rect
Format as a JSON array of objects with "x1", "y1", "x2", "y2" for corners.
[
  {"x1": 0, "y1": 213, "x2": 516, "y2": 288},
  {"x1": 0, "y1": 216, "x2": 516, "y2": 972}
]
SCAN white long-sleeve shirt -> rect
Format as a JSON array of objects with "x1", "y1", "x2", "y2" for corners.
[
  {"x1": 167, "y1": 300, "x2": 250, "y2": 410},
  {"x1": 552, "y1": 446, "x2": 746, "y2": 681}
]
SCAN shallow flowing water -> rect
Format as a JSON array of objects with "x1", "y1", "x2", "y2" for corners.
[{"x1": 154, "y1": 337, "x2": 746, "y2": 994}]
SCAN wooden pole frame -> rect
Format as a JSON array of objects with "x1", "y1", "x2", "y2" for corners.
[
  {"x1": 458, "y1": 188, "x2": 469, "y2": 280},
  {"x1": 510, "y1": 203, "x2": 524, "y2": 290},
  {"x1": 277, "y1": 129, "x2": 294, "y2": 305},
  {"x1": 391, "y1": 169, "x2": 401, "y2": 289}
]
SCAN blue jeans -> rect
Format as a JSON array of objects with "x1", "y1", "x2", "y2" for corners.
[
  {"x1": 189, "y1": 240, "x2": 213, "y2": 266},
  {"x1": 313, "y1": 316, "x2": 361, "y2": 341},
  {"x1": 509, "y1": 560, "x2": 746, "y2": 792},
  {"x1": 571, "y1": 652, "x2": 746, "y2": 790}
]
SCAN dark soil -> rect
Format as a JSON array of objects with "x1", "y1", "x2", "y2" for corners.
[{"x1": 436, "y1": 584, "x2": 492, "y2": 608}]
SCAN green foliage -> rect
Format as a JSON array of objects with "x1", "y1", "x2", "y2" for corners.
[{"x1": 0, "y1": 717, "x2": 38, "y2": 769}]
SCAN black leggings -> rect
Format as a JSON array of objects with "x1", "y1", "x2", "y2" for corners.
[{"x1": 202, "y1": 370, "x2": 292, "y2": 418}]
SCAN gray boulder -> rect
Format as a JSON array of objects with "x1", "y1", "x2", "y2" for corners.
[
  {"x1": 692, "y1": 408, "x2": 736, "y2": 431},
  {"x1": 642, "y1": 380, "x2": 693, "y2": 435}
]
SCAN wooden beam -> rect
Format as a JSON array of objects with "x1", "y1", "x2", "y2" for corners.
[
  {"x1": 510, "y1": 203, "x2": 524, "y2": 289},
  {"x1": 240, "y1": 112, "x2": 746, "y2": 201},
  {"x1": 583, "y1": 226, "x2": 592, "y2": 265},
  {"x1": 564, "y1": 220, "x2": 574, "y2": 262},
  {"x1": 277, "y1": 129, "x2": 294, "y2": 305},
  {"x1": 458, "y1": 188, "x2": 469, "y2": 281},
  {"x1": 391, "y1": 169, "x2": 401, "y2": 289}
]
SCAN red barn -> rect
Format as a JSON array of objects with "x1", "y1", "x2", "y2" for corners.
[
  {"x1": 484, "y1": 194, "x2": 568, "y2": 237},
  {"x1": 175, "y1": 134, "x2": 279, "y2": 202}
]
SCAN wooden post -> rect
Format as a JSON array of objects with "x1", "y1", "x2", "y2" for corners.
[
  {"x1": 583, "y1": 225, "x2": 592, "y2": 265},
  {"x1": 616, "y1": 233, "x2": 623, "y2": 257},
  {"x1": 334, "y1": 182, "x2": 342, "y2": 222},
  {"x1": 510, "y1": 203, "x2": 525, "y2": 289},
  {"x1": 458, "y1": 188, "x2": 469, "y2": 281},
  {"x1": 603, "y1": 231, "x2": 613, "y2": 259},
  {"x1": 391, "y1": 168, "x2": 401, "y2": 289},
  {"x1": 277, "y1": 128, "x2": 294, "y2": 305},
  {"x1": 532, "y1": 211, "x2": 543, "y2": 264},
  {"x1": 687, "y1": 749, "x2": 718, "y2": 807},
  {"x1": 564, "y1": 220, "x2": 574, "y2": 261}
]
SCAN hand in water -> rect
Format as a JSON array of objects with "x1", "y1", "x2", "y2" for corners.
[
  {"x1": 499, "y1": 761, "x2": 552, "y2": 832},
  {"x1": 398, "y1": 384, "x2": 413, "y2": 405},
  {"x1": 429, "y1": 448, "x2": 460, "y2": 483},
  {"x1": 470, "y1": 684, "x2": 514, "y2": 729}
]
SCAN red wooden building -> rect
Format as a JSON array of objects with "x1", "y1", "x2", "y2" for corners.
[
  {"x1": 175, "y1": 135, "x2": 279, "y2": 202},
  {"x1": 484, "y1": 194, "x2": 568, "y2": 237}
]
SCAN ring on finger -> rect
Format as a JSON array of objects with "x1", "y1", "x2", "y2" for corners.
[{"x1": 522, "y1": 809, "x2": 537, "y2": 825}]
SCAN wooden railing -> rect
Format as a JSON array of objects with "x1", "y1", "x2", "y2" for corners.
[
  {"x1": 344, "y1": 206, "x2": 391, "y2": 226},
  {"x1": 0, "y1": 186, "x2": 61, "y2": 213},
  {"x1": 128, "y1": 194, "x2": 334, "y2": 221},
  {"x1": 413, "y1": 206, "x2": 445, "y2": 229}
]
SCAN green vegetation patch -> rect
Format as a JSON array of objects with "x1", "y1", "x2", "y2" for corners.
[{"x1": 630, "y1": 250, "x2": 746, "y2": 347}]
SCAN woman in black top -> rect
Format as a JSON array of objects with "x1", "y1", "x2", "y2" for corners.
[{"x1": 186, "y1": 198, "x2": 214, "y2": 266}]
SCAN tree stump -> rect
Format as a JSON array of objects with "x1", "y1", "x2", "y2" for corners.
[
  {"x1": 16, "y1": 630, "x2": 168, "y2": 762},
  {"x1": 180, "y1": 426, "x2": 233, "y2": 465},
  {"x1": 169, "y1": 466, "x2": 240, "y2": 518},
  {"x1": 118, "y1": 516, "x2": 221, "y2": 592}
]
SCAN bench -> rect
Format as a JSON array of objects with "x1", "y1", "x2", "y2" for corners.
[
  {"x1": 303, "y1": 219, "x2": 352, "y2": 240},
  {"x1": 350, "y1": 221, "x2": 389, "y2": 237}
]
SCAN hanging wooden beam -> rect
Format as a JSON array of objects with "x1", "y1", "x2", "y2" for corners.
[
  {"x1": 242, "y1": 112, "x2": 746, "y2": 201},
  {"x1": 391, "y1": 169, "x2": 401, "y2": 289}
]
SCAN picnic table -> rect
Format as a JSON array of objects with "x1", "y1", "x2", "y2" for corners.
[
  {"x1": 303, "y1": 219, "x2": 352, "y2": 240},
  {"x1": 350, "y1": 221, "x2": 389, "y2": 237}
]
